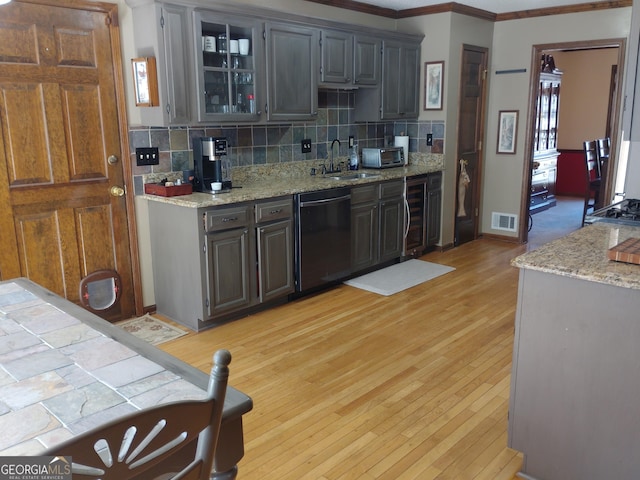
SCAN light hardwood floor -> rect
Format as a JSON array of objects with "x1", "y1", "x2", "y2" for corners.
[{"x1": 159, "y1": 237, "x2": 529, "y2": 479}]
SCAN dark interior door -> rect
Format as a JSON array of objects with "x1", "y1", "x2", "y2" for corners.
[{"x1": 455, "y1": 45, "x2": 488, "y2": 246}]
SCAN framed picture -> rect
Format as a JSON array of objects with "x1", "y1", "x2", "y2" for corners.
[
  {"x1": 497, "y1": 110, "x2": 518, "y2": 154},
  {"x1": 424, "y1": 61, "x2": 444, "y2": 110},
  {"x1": 131, "y1": 57, "x2": 159, "y2": 107}
]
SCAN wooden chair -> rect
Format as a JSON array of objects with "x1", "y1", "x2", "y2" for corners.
[
  {"x1": 595, "y1": 137, "x2": 610, "y2": 207},
  {"x1": 582, "y1": 140, "x2": 601, "y2": 225},
  {"x1": 44, "y1": 349, "x2": 231, "y2": 480}
]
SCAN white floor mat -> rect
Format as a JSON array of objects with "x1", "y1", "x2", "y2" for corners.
[{"x1": 344, "y1": 259, "x2": 455, "y2": 296}]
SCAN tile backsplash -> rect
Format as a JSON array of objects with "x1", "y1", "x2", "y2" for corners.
[{"x1": 129, "y1": 90, "x2": 444, "y2": 195}]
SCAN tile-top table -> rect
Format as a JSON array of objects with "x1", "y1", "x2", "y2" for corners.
[{"x1": 0, "y1": 278, "x2": 252, "y2": 478}]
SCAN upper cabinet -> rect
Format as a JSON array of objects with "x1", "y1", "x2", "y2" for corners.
[
  {"x1": 265, "y1": 22, "x2": 319, "y2": 121},
  {"x1": 194, "y1": 11, "x2": 263, "y2": 122},
  {"x1": 355, "y1": 40, "x2": 421, "y2": 121},
  {"x1": 319, "y1": 31, "x2": 381, "y2": 87},
  {"x1": 126, "y1": 1, "x2": 422, "y2": 126},
  {"x1": 353, "y1": 35, "x2": 381, "y2": 86},
  {"x1": 320, "y1": 29, "x2": 352, "y2": 85},
  {"x1": 129, "y1": 2, "x2": 194, "y2": 126}
]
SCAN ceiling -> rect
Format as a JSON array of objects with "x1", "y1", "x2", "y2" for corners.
[{"x1": 345, "y1": 0, "x2": 617, "y2": 14}]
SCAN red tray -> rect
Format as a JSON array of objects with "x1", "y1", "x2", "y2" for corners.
[{"x1": 144, "y1": 183, "x2": 193, "y2": 197}]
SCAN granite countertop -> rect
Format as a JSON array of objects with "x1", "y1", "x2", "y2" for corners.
[
  {"x1": 142, "y1": 156, "x2": 443, "y2": 208},
  {"x1": 512, "y1": 223, "x2": 640, "y2": 290}
]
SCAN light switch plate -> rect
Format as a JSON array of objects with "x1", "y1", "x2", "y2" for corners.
[
  {"x1": 136, "y1": 147, "x2": 159, "y2": 166},
  {"x1": 301, "y1": 139, "x2": 312, "y2": 154},
  {"x1": 426, "y1": 134, "x2": 433, "y2": 146}
]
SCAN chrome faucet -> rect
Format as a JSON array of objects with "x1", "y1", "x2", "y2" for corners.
[{"x1": 330, "y1": 138, "x2": 341, "y2": 173}]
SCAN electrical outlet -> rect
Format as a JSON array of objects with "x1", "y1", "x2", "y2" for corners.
[
  {"x1": 348, "y1": 136, "x2": 354, "y2": 148},
  {"x1": 426, "y1": 134, "x2": 433, "y2": 146},
  {"x1": 301, "y1": 139, "x2": 312, "y2": 154},
  {"x1": 136, "y1": 147, "x2": 159, "y2": 166}
]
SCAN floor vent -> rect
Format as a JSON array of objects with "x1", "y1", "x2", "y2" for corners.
[{"x1": 491, "y1": 212, "x2": 518, "y2": 232}]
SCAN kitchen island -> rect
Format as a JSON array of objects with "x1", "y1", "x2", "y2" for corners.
[
  {"x1": 509, "y1": 223, "x2": 640, "y2": 480},
  {"x1": 0, "y1": 278, "x2": 252, "y2": 478}
]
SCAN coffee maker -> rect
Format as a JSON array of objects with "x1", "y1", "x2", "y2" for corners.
[{"x1": 193, "y1": 137, "x2": 232, "y2": 192}]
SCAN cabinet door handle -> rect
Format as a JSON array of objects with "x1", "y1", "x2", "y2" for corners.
[
  {"x1": 222, "y1": 217, "x2": 238, "y2": 222},
  {"x1": 269, "y1": 209, "x2": 282, "y2": 214}
]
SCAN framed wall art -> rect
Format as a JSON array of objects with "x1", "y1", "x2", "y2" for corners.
[
  {"x1": 424, "y1": 61, "x2": 444, "y2": 110},
  {"x1": 131, "y1": 57, "x2": 159, "y2": 107},
  {"x1": 497, "y1": 110, "x2": 518, "y2": 154}
]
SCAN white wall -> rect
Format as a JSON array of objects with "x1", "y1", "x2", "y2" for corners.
[{"x1": 483, "y1": 8, "x2": 632, "y2": 238}]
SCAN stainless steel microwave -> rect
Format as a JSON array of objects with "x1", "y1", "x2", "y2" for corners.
[{"x1": 361, "y1": 147, "x2": 404, "y2": 169}]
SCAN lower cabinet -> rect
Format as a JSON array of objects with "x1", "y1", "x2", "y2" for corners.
[
  {"x1": 351, "y1": 184, "x2": 378, "y2": 272},
  {"x1": 351, "y1": 179, "x2": 403, "y2": 275},
  {"x1": 148, "y1": 197, "x2": 293, "y2": 331},
  {"x1": 255, "y1": 199, "x2": 295, "y2": 302},
  {"x1": 207, "y1": 222, "x2": 252, "y2": 316},
  {"x1": 379, "y1": 180, "x2": 404, "y2": 263}
]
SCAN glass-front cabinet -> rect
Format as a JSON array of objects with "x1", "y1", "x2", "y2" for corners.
[{"x1": 194, "y1": 12, "x2": 262, "y2": 122}]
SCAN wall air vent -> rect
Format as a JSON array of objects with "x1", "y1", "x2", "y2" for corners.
[{"x1": 491, "y1": 212, "x2": 518, "y2": 232}]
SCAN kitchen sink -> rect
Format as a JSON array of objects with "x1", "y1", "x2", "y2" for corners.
[{"x1": 328, "y1": 172, "x2": 380, "y2": 181}]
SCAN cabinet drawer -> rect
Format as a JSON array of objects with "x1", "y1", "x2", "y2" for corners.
[
  {"x1": 255, "y1": 198, "x2": 293, "y2": 223},
  {"x1": 204, "y1": 205, "x2": 251, "y2": 232},
  {"x1": 379, "y1": 180, "x2": 403, "y2": 199},
  {"x1": 351, "y1": 184, "x2": 378, "y2": 205}
]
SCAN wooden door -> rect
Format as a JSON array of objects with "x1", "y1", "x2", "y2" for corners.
[
  {"x1": 0, "y1": 0, "x2": 136, "y2": 321},
  {"x1": 455, "y1": 44, "x2": 488, "y2": 245}
]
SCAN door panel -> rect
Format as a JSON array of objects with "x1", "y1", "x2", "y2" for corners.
[
  {"x1": 0, "y1": 1, "x2": 135, "y2": 321},
  {"x1": 455, "y1": 45, "x2": 488, "y2": 246}
]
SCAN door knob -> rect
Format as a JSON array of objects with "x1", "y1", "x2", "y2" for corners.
[
  {"x1": 110, "y1": 186, "x2": 125, "y2": 197},
  {"x1": 107, "y1": 155, "x2": 119, "y2": 165}
]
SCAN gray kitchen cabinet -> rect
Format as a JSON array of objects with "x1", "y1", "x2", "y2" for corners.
[
  {"x1": 351, "y1": 184, "x2": 379, "y2": 272},
  {"x1": 128, "y1": 2, "x2": 194, "y2": 126},
  {"x1": 320, "y1": 31, "x2": 380, "y2": 87},
  {"x1": 353, "y1": 35, "x2": 381, "y2": 86},
  {"x1": 354, "y1": 40, "x2": 421, "y2": 121},
  {"x1": 320, "y1": 29, "x2": 352, "y2": 85},
  {"x1": 351, "y1": 180, "x2": 403, "y2": 274},
  {"x1": 265, "y1": 22, "x2": 318, "y2": 121},
  {"x1": 194, "y1": 12, "x2": 263, "y2": 122},
  {"x1": 147, "y1": 197, "x2": 293, "y2": 331},
  {"x1": 426, "y1": 172, "x2": 442, "y2": 246},
  {"x1": 255, "y1": 198, "x2": 295, "y2": 302},
  {"x1": 207, "y1": 221, "x2": 252, "y2": 316},
  {"x1": 379, "y1": 180, "x2": 404, "y2": 263}
]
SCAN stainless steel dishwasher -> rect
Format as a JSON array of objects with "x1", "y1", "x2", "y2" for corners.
[{"x1": 295, "y1": 187, "x2": 351, "y2": 292}]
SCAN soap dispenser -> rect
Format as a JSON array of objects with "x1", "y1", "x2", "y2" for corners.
[{"x1": 349, "y1": 143, "x2": 359, "y2": 170}]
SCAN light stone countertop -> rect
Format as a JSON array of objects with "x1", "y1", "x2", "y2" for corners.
[
  {"x1": 512, "y1": 222, "x2": 640, "y2": 290},
  {"x1": 142, "y1": 156, "x2": 444, "y2": 208}
]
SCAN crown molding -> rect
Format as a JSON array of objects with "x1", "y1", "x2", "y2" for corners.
[{"x1": 305, "y1": 0, "x2": 631, "y2": 21}]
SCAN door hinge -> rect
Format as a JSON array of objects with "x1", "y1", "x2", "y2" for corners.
[
  {"x1": 478, "y1": 140, "x2": 482, "y2": 151},
  {"x1": 482, "y1": 69, "x2": 487, "y2": 80},
  {"x1": 263, "y1": 29, "x2": 266, "y2": 40},
  {"x1": 160, "y1": 14, "x2": 165, "y2": 29},
  {"x1": 105, "y1": 14, "x2": 112, "y2": 26},
  {"x1": 475, "y1": 208, "x2": 479, "y2": 217}
]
